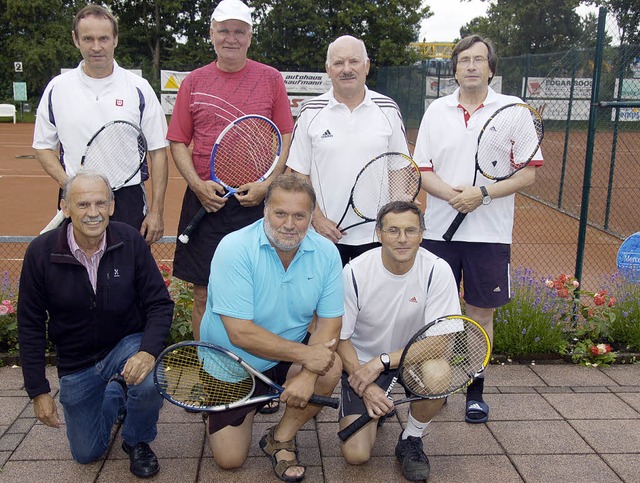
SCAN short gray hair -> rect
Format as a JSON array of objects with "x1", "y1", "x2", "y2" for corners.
[
  {"x1": 265, "y1": 173, "x2": 316, "y2": 212},
  {"x1": 62, "y1": 171, "x2": 114, "y2": 203}
]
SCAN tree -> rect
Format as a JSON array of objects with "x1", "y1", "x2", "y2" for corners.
[
  {"x1": 0, "y1": 0, "x2": 80, "y2": 101},
  {"x1": 249, "y1": 0, "x2": 432, "y2": 70},
  {"x1": 594, "y1": 0, "x2": 640, "y2": 44},
  {"x1": 460, "y1": 0, "x2": 592, "y2": 56}
]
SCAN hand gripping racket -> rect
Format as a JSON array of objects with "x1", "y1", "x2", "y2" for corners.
[
  {"x1": 154, "y1": 341, "x2": 339, "y2": 412},
  {"x1": 337, "y1": 152, "x2": 421, "y2": 232},
  {"x1": 442, "y1": 103, "x2": 544, "y2": 241},
  {"x1": 338, "y1": 315, "x2": 490, "y2": 442},
  {"x1": 40, "y1": 120, "x2": 148, "y2": 233},
  {"x1": 178, "y1": 114, "x2": 282, "y2": 244}
]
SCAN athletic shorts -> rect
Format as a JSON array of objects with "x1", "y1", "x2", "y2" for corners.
[
  {"x1": 337, "y1": 242, "x2": 381, "y2": 267},
  {"x1": 421, "y1": 240, "x2": 511, "y2": 309},
  {"x1": 207, "y1": 333, "x2": 312, "y2": 434},
  {"x1": 339, "y1": 370, "x2": 400, "y2": 419},
  {"x1": 207, "y1": 359, "x2": 292, "y2": 434},
  {"x1": 173, "y1": 187, "x2": 263, "y2": 286}
]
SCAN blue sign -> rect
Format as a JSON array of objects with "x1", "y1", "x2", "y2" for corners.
[{"x1": 617, "y1": 232, "x2": 640, "y2": 281}]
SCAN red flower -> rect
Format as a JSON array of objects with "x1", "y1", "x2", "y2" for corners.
[
  {"x1": 557, "y1": 288, "x2": 569, "y2": 298},
  {"x1": 608, "y1": 297, "x2": 616, "y2": 307},
  {"x1": 594, "y1": 293, "x2": 605, "y2": 306}
]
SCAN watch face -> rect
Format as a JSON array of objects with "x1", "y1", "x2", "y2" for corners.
[{"x1": 381, "y1": 354, "x2": 390, "y2": 364}]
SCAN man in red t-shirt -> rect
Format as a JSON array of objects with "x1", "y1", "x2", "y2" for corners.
[{"x1": 167, "y1": 0, "x2": 294, "y2": 342}]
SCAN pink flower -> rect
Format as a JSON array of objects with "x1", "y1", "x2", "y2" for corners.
[
  {"x1": 608, "y1": 297, "x2": 616, "y2": 307},
  {"x1": 594, "y1": 293, "x2": 605, "y2": 306},
  {"x1": 0, "y1": 305, "x2": 8, "y2": 316},
  {"x1": 545, "y1": 279, "x2": 554, "y2": 288},
  {"x1": 572, "y1": 280, "x2": 580, "y2": 288},
  {"x1": 557, "y1": 288, "x2": 569, "y2": 299}
]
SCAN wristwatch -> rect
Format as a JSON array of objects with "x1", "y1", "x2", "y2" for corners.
[
  {"x1": 480, "y1": 186, "x2": 492, "y2": 205},
  {"x1": 380, "y1": 353, "x2": 391, "y2": 373}
]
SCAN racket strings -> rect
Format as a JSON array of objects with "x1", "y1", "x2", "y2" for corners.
[
  {"x1": 351, "y1": 154, "x2": 421, "y2": 219},
  {"x1": 477, "y1": 106, "x2": 543, "y2": 179},
  {"x1": 156, "y1": 346, "x2": 254, "y2": 408},
  {"x1": 83, "y1": 122, "x2": 146, "y2": 188},
  {"x1": 400, "y1": 318, "x2": 489, "y2": 398},
  {"x1": 214, "y1": 119, "x2": 280, "y2": 188}
]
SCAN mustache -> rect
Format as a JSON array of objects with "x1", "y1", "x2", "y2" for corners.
[{"x1": 82, "y1": 215, "x2": 105, "y2": 223}]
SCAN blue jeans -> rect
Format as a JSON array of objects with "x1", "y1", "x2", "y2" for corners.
[{"x1": 58, "y1": 333, "x2": 163, "y2": 463}]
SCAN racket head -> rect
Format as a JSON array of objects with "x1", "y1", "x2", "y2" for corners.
[
  {"x1": 153, "y1": 341, "x2": 257, "y2": 412},
  {"x1": 210, "y1": 114, "x2": 282, "y2": 193},
  {"x1": 475, "y1": 103, "x2": 544, "y2": 181},
  {"x1": 80, "y1": 120, "x2": 148, "y2": 190},
  {"x1": 340, "y1": 152, "x2": 421, "y2": 229},
  {"x1": 397, "y1": 315, "x2": 491, "y2": 399}
]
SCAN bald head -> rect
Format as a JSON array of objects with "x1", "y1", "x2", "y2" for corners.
[{"x1": 326, "y1": 35, "x2": 368, "y2": 67}]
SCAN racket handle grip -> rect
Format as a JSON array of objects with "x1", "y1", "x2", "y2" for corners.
[
  {"x1": 308, "y1": 394, "x2": 340, "y2": 409},
  {"x1": 338, "y1": 413, "x2": 373, "y2": 442},
  {"x1": 178, "y1": 207, "x2": 207, "y2": 244},
  {"x1": 442, "y1": 212, "x2": 468, "y2": 242}
]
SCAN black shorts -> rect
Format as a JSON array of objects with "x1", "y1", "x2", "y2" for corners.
[
  {"x1": 339, "y1": 370, "x2": 399, "y2": 419},
  {"x1": 337, "y1": 242, "x2": 380, "y2": 267},
  {"x1": 173, "y1": 187, "x2": 264, "y2": 286},
  {"x1": 421, "y1": 239, "x2": 511, "y2": 308},
  {"x1": 207, "y1": 360, "x2": 292, "y2": 434}
]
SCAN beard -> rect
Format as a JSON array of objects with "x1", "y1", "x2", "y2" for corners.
[{"x1": 263, "y1": 216, "x2": 307, "y2": 252}]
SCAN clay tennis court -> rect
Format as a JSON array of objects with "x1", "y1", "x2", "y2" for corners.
[{"x1": 0, "y1": 122, "x2": 629, "y2": 290}]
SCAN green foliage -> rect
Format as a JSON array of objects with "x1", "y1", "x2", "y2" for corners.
[
  {"x1": 250, "y1": 0, "x2": 432, "y2": 70},
  {"x1": 493, "y1": 268, "x2": 571, "y2": 356},
  {"x1": 158, "y1": 264, "x2": 194, "y2": 345},
  {"x1": 0, "y1": 271, "x2": 19, "y2": 354},
  {"x1": 598, "y1": 273, "x2": 640, "y2": 351},
  {"x1": 595, "y1": 0, "x2": 640, "y2": 44},
  {"x1": 461, "y1": 0, "x2": 598, "y2": 56}
]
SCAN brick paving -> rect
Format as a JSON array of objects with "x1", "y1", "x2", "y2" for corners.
[{"x1": 1, "y1": 363, "x2": 639, "y2": 482}]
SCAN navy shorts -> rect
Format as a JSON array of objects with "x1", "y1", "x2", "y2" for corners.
[
  {"x1": 173, "y1": 187, "x2": 263, "y2": 286},
  {"x1": 207, "y1": 359, "x2": 292, "y2": 434},
  {"x1": 421, "y1": 240, "x2": 511, "y2": 308},
  {"x1": 339, "y1": 370, "x2": 399, "y2": 419}
]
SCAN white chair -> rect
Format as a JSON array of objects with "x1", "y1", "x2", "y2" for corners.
[{"x1": 0, "y1": 104, "x2": 17, "y2": 123}]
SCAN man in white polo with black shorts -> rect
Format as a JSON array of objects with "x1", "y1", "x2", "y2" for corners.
[
  {"x1": 33, "y1": 4, "x2": 169, "y2": 244},
  {"x1": 286, "y1": 35, "x2": 409, "y2": 266},
  {"x1": 414, "y1": 34, "x2": 543, "y2": 424}
]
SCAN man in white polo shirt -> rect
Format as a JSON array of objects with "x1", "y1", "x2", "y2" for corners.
[
  {"x1": 286, "y1": 35, "x2": 409, "y2": 266},
  {"x1": 33, "y1": 4, "x2": 169, "y2": 244},
  {"x1": 413, "y1": 34, "x2": 543, "y2": 424}
]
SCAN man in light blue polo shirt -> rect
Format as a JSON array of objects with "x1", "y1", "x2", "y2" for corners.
[{"x1": 200, "y1": 173, "x2": 343, "y2": 481}]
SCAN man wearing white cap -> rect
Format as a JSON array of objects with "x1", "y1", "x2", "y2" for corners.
[{"x1": 167, "y1": 0, "x2": 294, "y2": 341}]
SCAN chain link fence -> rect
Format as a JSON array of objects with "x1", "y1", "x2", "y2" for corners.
[{"x1": 377, "y1": 9, "x2": 639, "y2": 290}]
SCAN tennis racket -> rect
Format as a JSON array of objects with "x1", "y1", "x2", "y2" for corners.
[
  {"x1": 338, "y1": 315, "x2": 490, "y2": 442},
  {"x1": 442, "y1": 103, "x2": 544, "y2": 242},
  {"x1": 178, "y1": 114, "x2": 282, "y2": 244},
  {"x1": 336, "y1": 152, "x2": 421, "y2": 233},
  {"x1": 40, "y1": 120, "x2": 148, "y2": 233},
  {"x1": 154, "y1": 341, "x2": 339, "y2": 412}
]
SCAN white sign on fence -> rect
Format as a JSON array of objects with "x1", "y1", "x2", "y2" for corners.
[
  {"x1": 281, "y1": 72, "x2": 331, "y2": 94},
  {"x1": 525, "y1": 77, "x2": 593, "y2": 99},
  {"x1": 160, "y1": 70, "x2": 191, "y2": 92}
]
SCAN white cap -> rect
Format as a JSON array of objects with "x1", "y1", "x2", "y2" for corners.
[{"x1": 210, "y1": 0, "x2": 252, "y2": 27}]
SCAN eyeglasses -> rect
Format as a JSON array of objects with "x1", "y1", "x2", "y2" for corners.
[
  {"x1": 457, "y1": 56, "x2": 488, "y2": 66},
  {"x1": 380, "y1": 227, "x2": 423, "y2": 239}
]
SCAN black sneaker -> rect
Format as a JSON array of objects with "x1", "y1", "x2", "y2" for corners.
[
  {"x1": 122, "y1": 441, "x2": 160, "y2": 478},
  {"x1": 394, "y1": 434, "x2": 430, "y2": 481}
]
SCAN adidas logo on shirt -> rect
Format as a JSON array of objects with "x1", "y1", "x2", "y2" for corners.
[
  {"x1": 493, "y1": 286, "x2": 502, "y2": 293},
  {"x1": 321, "y1": 129, "x2": 333, "y2": 138},
  {"x1": 409, "y1": 296, "x2": 418, "y2": 303}
]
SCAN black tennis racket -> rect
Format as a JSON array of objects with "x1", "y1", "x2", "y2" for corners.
[
  {"x1": 40, "y1": 120, "x2": 148, "y2": 233},
  {"x1": 338, "y1": 315, "x2": 490, "y2": 442},
  {"x1": 336, "y1": 152, "x2": 421, "y2": 232},
  {"x1": 442, "y1": 103, "x2": 544, "y2": 242},
  {"x1": 154, "y1": 341, "x2": 339, "y2": 412},
  {"x1": 178, "y1": 114, "x2": 282, "y2": 244}
]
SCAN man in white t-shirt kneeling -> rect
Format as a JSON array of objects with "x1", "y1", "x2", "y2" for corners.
[{"x1": 337, "y1": 201, "x2": 461, "y2": 481}]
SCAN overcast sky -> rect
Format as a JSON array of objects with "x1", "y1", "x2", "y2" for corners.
[{"x1": 419, "y1": 0, "x2": 600, "y2": 43}]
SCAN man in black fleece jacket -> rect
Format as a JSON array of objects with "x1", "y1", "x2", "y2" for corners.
[{"x1": 18, "y1": 171, "x2": 174, "y2": 478}]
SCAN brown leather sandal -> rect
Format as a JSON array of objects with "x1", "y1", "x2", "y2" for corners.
[{"x1": 259, "y1": 425, "x2": 306, "y2": 482}]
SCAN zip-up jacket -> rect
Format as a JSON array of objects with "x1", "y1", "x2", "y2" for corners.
[{"x1": 18, "y1": 220, "x2": 174, "y2": 399}]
